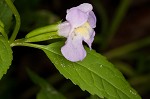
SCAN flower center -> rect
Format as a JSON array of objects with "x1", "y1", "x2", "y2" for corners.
[{"x1": 74, "y1": 22, "x2": 92, "y2": 39}]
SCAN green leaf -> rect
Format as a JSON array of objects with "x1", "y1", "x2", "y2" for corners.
[
  {"x1": 0, "y1": 20, "x2": 8, "y2": 39},
  {"x1": 25, "y1": 32, "x2": 63, "y2": 42},
  {"x1": 0, "y1": 0, "x2": 13, "y2": 34},
  {"x1": 42, "y1": 42, "x2": 141, "y2": 99},
  {"x1": 25, "y1": 23, "x2": 62, "y2": 42},
  {"x1": 0, "y1": 35, "x2": 13, "y2": 79},
  {"x1": 25, "y1": 23, "x2": 59, "y2": 38},
  {"x1": 27, "y1": 69, "x2": 66, "y2": 99},
  {"x1": 0, "y1": 20, "x2": 4, "y2": 28}
]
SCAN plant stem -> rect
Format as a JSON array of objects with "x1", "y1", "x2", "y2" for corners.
[
  {"x1": 10, "y1": 39, "x2": 46, "y2": 50},
  {"x1": 5, "y1": 0, "x2": 21, "y2": 43},
  {"x1": 102, "y1": 0, "x2": 132, "y2": 48},
  {"x1": 105, "y1": 37, "x2": 150, "y2": 59}
]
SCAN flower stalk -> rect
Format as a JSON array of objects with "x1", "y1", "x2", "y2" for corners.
[{"x1": 5, "y1": 0, "x2": 21, "y2": 43}]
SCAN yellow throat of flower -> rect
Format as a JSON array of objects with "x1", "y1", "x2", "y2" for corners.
[{"x1": 74, "y1": 22, "x2": 92, "y2": 39}]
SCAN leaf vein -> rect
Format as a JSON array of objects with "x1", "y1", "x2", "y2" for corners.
[
  {"x1": 91, "y1": 72, "x2": 106, "y2": 96},
  {"x1": 79, "y1": 63, "x2": 130, "y2": 98},
  {"x1": 44, "y1": 46, "x2": 132, "y2": 98}
]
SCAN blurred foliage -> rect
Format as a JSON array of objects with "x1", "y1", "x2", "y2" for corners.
[
  {"x1": 27, "y1": 68, "x2": 66, "y2": 99},
  {"x1": 15, "y1": 0, "x2": 60, "y2": 33},
  {"x1": 0, "y1": 0, "x2": 13, "y2": 34},
  {"x1": 0, "y1": 0, "x2": 150, "y2": 99}
]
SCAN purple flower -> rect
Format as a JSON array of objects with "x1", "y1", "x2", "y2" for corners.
[{"x1": 58, "y1": 3, "x2": 96, "y2": 62}]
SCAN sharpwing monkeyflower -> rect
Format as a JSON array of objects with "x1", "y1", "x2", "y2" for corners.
[{"x1": 58, "y1": 3, "x2": 96, "y2": 62}]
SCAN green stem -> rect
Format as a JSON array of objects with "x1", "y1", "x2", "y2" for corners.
[
  {"x1": 105, "y1": 37, "x2": 150, "y2": 59},
  {"x1": 102, "y1": 0, "x2": 132, "y2": 48},
  {"x1": 10, "y1": 39, "x2": 46, "y2": 50},
  {"x1": 5, "y1": 0, "x2": 21, "y2": 43}
]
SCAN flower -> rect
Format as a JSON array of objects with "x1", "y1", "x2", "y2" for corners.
[{"x1": 58, "y1": 3, "x2": 96, "y2": 62}]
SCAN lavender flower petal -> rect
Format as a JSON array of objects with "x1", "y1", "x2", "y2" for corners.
[
  {"x1": 58, "y1": 21, "x2": 71, "y2": 37},
  {"x1": 77, "y1": 3, "x2": 93, "y2": 12},
  {"x1": 88, "y1": 11, "x2": 96, "y2": 28},
  {"x1": 61, "y1": 35, "x2": 86, "y2": 62},
  {"x1": 84, "y1": 31, "x2": 95, "y2": 49},
  {"x1": 59, "y1": 3, "x2": 96, "y2": 62},
  {"x1": 66, "y1": 8, "x2": 88, "y2": 28}
]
